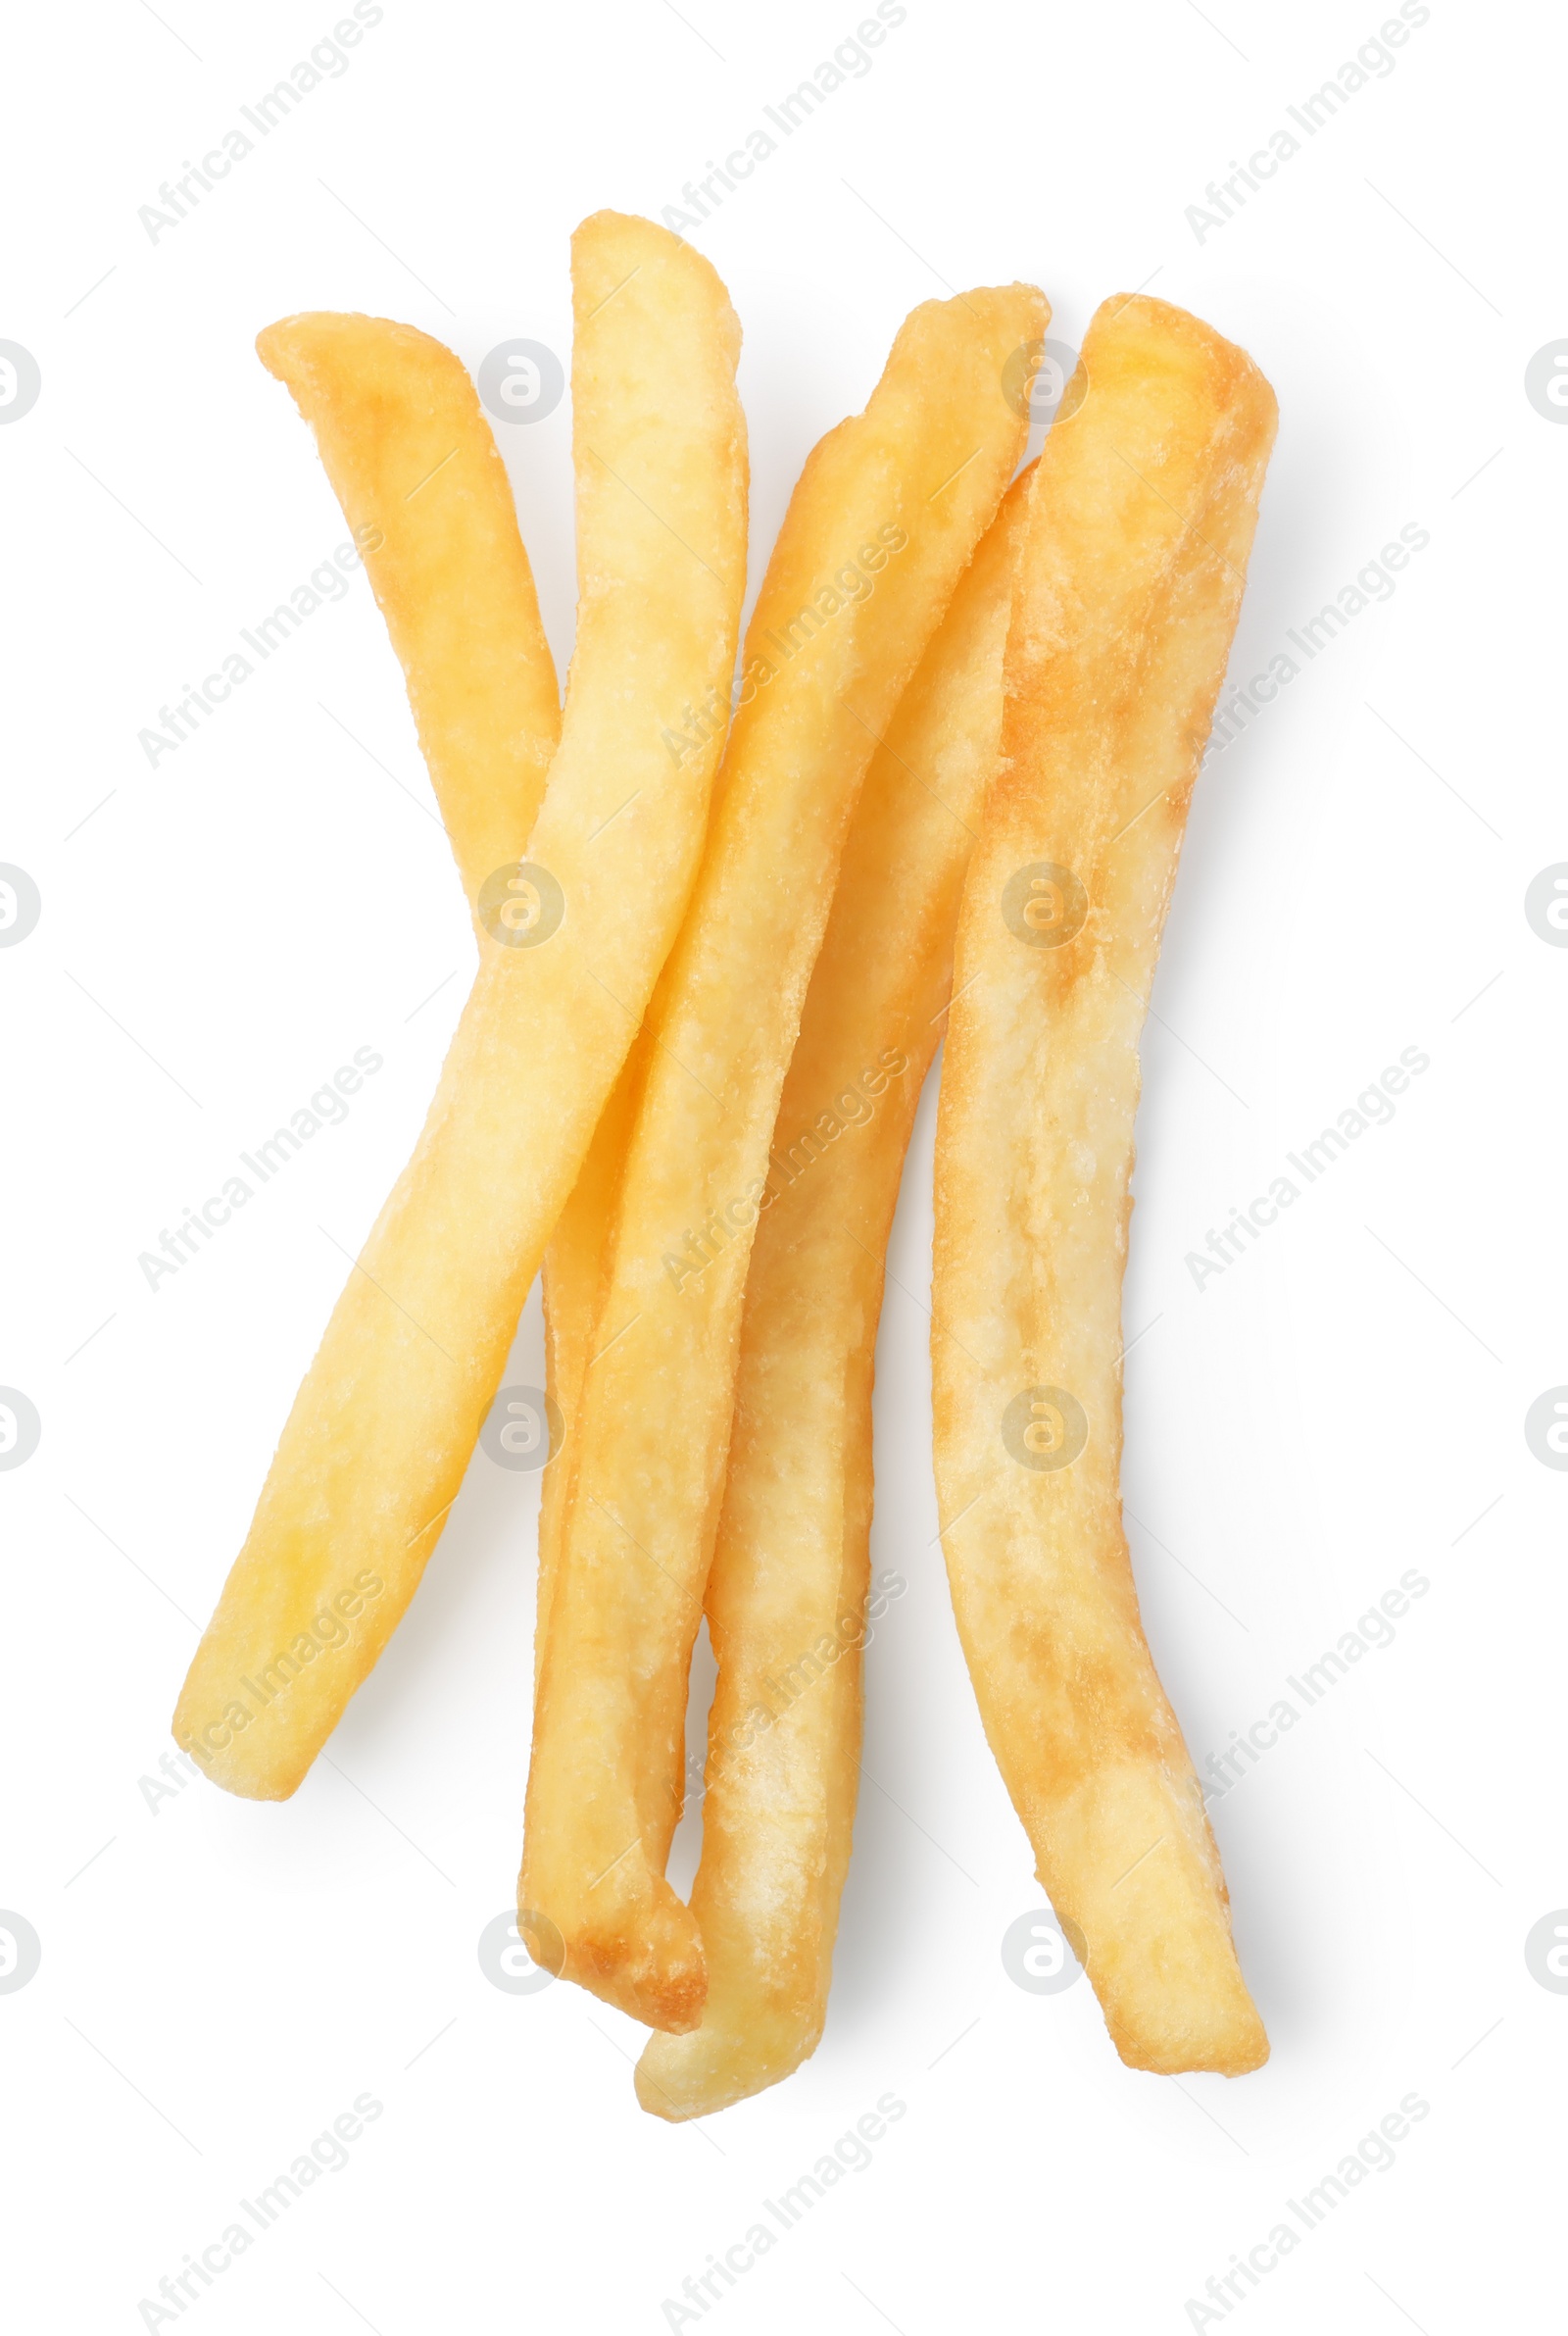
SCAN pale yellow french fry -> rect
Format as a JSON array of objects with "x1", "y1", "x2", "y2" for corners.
[
  {"x1": 259, "y1": 307, "x2": 587, "y2": 1671},
  {"x1": 257, "y1": 311, "x2": 562, "y2": 906},
  {"x1": 534, "y1": 1044, "x2": 646, "y2": 1689},
  {"x1": 523, "y1": 283, "x2": 1046, "y2": 2032},
  {"x1": 637, "y1": 465, "x2": 1035, "y2": 2120},
  {"x1": 174, "y1": 214, "x2": 748, "y2": 1800},
  {"x1": 931, "y1": 295, "x2": 1276, "y2": 2074}
]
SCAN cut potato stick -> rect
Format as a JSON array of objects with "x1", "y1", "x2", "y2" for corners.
[
  {"x1": 637, "y1": 465, "x2": 1035, "y2": 2120},
  {"x1": 174, "y1": 213, "x2": 748, "y2": 1800},
  {"x1": 261, "y1": 307, "x2": 587, "y2": 1674},
  {"x1": 523, "y1": 283, "x2": 1045, "y2": 2031},
  {"x1": 931, "y1": 295, "x2": 1276, "y2": 2075},
  {"x1": 534, "y1": 1043, "x2": 646, "y2": 1689},
  {"x1": 258, "y1": 311, "x2": 562, "y2": 907}
]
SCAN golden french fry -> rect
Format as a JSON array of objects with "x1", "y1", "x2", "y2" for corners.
[
  {"x1": 261, "y1": 305, "x2": 588, "y2": 1666},
  {"x1": 534, "y1": 1044, "x2": 645, "y2": 1688},
  {"x1": 257, "y1": 311, "x2": 562, "y2": 906},
  {"x1": 523, "y1": 282, "x2": 1046, "y2": 2032},
  {"x1": 931, "y1": 295, "x2": 1276, "y2": 2075},
  {"x1": 174, "y1": 213, "x2": 748, "y2": 1800},
  {"x1": 637, "y1": 465, "x2": 1036, "y2": 2120}
]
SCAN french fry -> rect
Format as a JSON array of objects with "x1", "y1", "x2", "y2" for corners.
[
  {"x1": 534, "y1": 1045, "x2": 645, "y2": 1687},
  {"x1": 260, "y1": 306, "x2": 592, "y2": 1683},
  {"x1": 930, "y1": 295, "x2": 1276, "y2": 2075},
  {"x1": 523, "y1": 283, "x2": 1046, "y2": 2031},
  {"x1": 257, "y1": 311, "x2": 563, "y2": 906},
  {"x1": 637, "y1": 465, "x2": 1035, "y2": 2120},
  {"x1": 174, "y1": 214, "x2": 749, "y2": 1800}
]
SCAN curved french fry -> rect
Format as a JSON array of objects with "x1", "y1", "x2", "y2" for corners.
[
  {"x1": 637, "y1": 465, "x2": 1035, "y2": 2120},
  {"x1": 523, "y1": 283, "x2": 1046, "y2": 2032},
  {"x1": 256, "y1": 311, "x2": 562, "y2": 907},
  {"x1": 931, "y1": 295, "x2": 1276, "y2": 2075},
  {"x1": 174, "y1": 214, "x2": 748, "y2": 1800}
]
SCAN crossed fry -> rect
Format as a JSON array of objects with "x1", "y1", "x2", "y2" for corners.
[{"x1": 174, "y1": 214, "x2": 748, "y2": 1798}]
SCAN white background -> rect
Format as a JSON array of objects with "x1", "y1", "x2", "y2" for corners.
[{"x1": 2, "y1": 1, "x2": 1561, "y2": 2328}]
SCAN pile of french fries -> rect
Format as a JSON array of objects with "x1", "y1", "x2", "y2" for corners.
[{"x1": 174, "y1": 213, "x2": 1277, "y2": 2114}]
